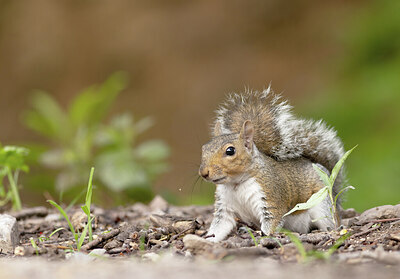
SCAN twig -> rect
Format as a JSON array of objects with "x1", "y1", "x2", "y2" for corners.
[
  {"x1": 80, "y1": 228, "x2": 120, "y2": 251},
  {"x1": 371, "y1": 218, "x2": 400, "y2": 223},
  {"x1": 204, "y1": 234, "x2": 215, "y2": 239},
  {"x1": 168, "y1": 226, "x2": 196, "y2": 243},
  {"x1": 351, "y1": 223, "x2": 381, "y2": 238}
]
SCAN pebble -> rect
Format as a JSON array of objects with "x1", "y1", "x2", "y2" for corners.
[
  {"x1": 149, "y1": 195, "x2": 168, "y2": 213},
  {"x1": 142, "y1": 252, "x2": 160, "y2": 262},
  {"x1": 356, "y1": 204, "x2": 400, "y2": 224},
  {"x1": 0, "y1": 214, "x2": 19, "y2": 254},
  {"x1": 89, "y1": 249, "x2": 107, "y2": 257},
  {"x1": 182, "y1": 234, "x2": 216, "y2": 254}
]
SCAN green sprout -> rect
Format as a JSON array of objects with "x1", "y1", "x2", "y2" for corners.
[
  {"x1": 0, "y1": 145, "x2": 29, "y2": 211},
  {"x1": 47, "y1": 167, "x2": 96, "y2": 251},
  {"x1": 283, "y1": 146, "x2": 357, "y2": 229},
  {"x1": 282, "y1": 229, "x2": 349, "y2": 262},
  {"x1": 30, "y1": 237, "x2": 39, "y2": 256}
]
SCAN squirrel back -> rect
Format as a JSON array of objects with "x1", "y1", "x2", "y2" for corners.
[{"x1": 212, "y1": 87, "x2": 345, "y2": 194}]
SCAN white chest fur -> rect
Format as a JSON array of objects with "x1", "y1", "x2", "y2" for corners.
[{"x1": 216, "y1": 178, "x2": 266, "y2": 227}]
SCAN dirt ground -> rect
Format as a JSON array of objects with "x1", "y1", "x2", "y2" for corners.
[{"x1": 1, "y1": 197, "x2": 400, "y2": 278}]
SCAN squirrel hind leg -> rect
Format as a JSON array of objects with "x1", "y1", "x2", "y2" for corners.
[
  {"x1": 282, "y1": 197, "x2": 335, "y2": 233},
  {"x1": 282, "y1": 212, "x2": 312, "y2": 234},
  {"x1": 308, "y1": 196, "x2": 335, "y2": 232}
]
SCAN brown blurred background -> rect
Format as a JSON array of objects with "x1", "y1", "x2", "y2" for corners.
[{"x1": 3, "y1": 0, "x2": 399, "y2": 210}]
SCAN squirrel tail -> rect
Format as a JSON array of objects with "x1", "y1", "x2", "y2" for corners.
[{"x1": 213, "y1": 87, "x2": 345, "y2": 196}]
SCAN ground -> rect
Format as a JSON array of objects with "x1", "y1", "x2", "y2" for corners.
[{"x1": 1, "y1": 197, "x2": 400, "y2": 278}]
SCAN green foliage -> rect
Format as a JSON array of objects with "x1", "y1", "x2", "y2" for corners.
[
  {"x1": 246, "y1": 228, "x2": 259, "y2": 246},
  {"x1": 283, "y1": 146, "x2": 356, "y2": 229},
  {"x1": 30, "y1": 237, "x2": 39, "y2": 256},
  {"x1": 0, "y1": 144, "x2": 29, "y2": 210},
  {"x1": 81, "y1": 167, "x2": 94, "y2": 242},
  {"x1": 23, "y1": 72, "x2": 169, "y2": 204},
  {"x1": 47, "y1": 168, "x2": 96, "y2": 251},
  {"x1": 47, "y1": 200, "x2": 78, "y2": 242},
  {"x1": 301, "y1": 0, "x2": 400, "y2": 211},
  {"x1": 282, "y1": 229, "x2": 349, "y2": 262}
]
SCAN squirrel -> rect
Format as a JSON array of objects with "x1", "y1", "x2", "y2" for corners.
[{"x1": 199, "y1": 87, "x2": 345, "y2": 242}]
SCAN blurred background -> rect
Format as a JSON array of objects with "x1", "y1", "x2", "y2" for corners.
[{"x1": 0, "y1": 0, "x2": 399, "y2": 212}]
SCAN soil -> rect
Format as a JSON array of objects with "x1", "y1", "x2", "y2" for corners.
[{"x1": 1, "y1": 198, "x2": 400, "y2": 278}]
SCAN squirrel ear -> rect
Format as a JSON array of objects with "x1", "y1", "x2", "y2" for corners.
[
  {"x1": 213, "y1": 121, "x2": 223, "y2": 137},
  {"x1": 241, "y1": 120, "x2": 254, "y2": 151}
]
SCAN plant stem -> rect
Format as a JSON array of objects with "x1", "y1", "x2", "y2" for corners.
[
  {"x1": 328, "y1": 189, "x2": 339, "y2": 229},
  {"x1": 6, "y1": 167, "x2": 21, "y2": 210}
]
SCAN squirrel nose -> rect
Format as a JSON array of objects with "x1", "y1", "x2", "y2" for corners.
[{"x1": 199, "y1": 167, "x2": 209, "y2": 179}]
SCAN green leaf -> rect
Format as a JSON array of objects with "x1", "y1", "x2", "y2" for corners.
[
  {"x1": 0, "y1": 146, "x2": 29, "y2": 171},
  {"x1": 47, "y1": 200, "x2": 78, "y2": 242},
  {"x1": 49, "y1": 227, "x2": 67, "y2": 238},
  {"x1": 84, "y1": 167, "x2": 95, "y2": 211},
  {"x1": 135, "y1": 140, "x2": 170, "y2": 162},
  {"x1": 312, "y1": 164, "x2": 331, "y2": 187},
  {"x1": 330, "y1": 145, "x2": 357, "y2": 185},
  {"x1": 77, "y1": 216, "x2": 94, "y2": 250},
  {"x1": 283, "y1": 187, "x2": 329, "y2": 217},
  {"x1": 281, "y1": 229, "x2": 307, "y2": 260},
  {"x1": 96, "y1": 150, "x2": 148, "y2": 191},
  {"x1": 68, "y1": 72, "x2": 128, "y2": 126},
  {"x1": 23, "y1": 91, "x2": 71, "y2": 141}
]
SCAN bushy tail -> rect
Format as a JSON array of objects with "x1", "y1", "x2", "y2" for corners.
[{"x1": 213, "y1": 87, "x2": 345, "y2": 196}]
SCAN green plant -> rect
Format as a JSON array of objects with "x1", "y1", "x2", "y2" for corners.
[
  {"x1": 47, "y1": 168, "x2": 96, "y2": 251},
  {"x1": 246, "y1": 227, "x2": 283, "y2": 248},
  {"x1": 38, "y1": 228, "x2": 66, "y2": 242},
  {"x1": 30, "y1": 237, "x2": 39, "y2": 256},
  {"x1": 23, "y1": 72, "x2": 169, "y2": 204},
  {"x1": 0, "y1": 144, "x2": 29, "y2": 210},
  {"x1": 282, "y1": 229, "x2": 349, "y2": 262},
  {"x1": 80, "y1": 167, "x2": 94, "y2": 242},
  {"x1": 283, "y1": 146, "x2": 357, "y2": 229},
  {"x1": 246, "y1": 228, "x2": 259, "y2": 246}
]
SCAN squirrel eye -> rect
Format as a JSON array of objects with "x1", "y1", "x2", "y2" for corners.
[{"x1": 225, "y1": 146, "x2": 235, "y2": 156}]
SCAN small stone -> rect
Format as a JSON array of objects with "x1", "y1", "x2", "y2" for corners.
[
  {"x1": 183, "y1": 234, "x2": 216, "y2": 254},
  {"x1": 70, "y1": 211, "x2": 97, "y2": 232},
  {"x1": 142, "y1": 252, "x2": 160, "y2": 262},
  {"x1": 14, "y1": 246, "x2": 25, "y2": 256},
  {"x1": 0, "y1": 214, "x2": 19, "y2": 254},
  {"x1": 149, "y1": 239, "x2": 163, "y2": 246},
  {"x1": 195, "y1": 230, "x2": 206, "y2": 236},
  {"x1": 103, "y1": 239, "x2": 122, "y2": 250},
  {"x1": 149, "y1": 195, "x2": 168, "y2": 213},
  {"x1": 129, "y1": 242, "x2": 139, "y2": 250},
  {"x1": 341, "y1": 208, "x2": 358, "y2": 219},
  {"x1": 172, "y1": 220, "x2": 196, "y2": 234},
  {"x1": 357, "y1": 204, "x2": 400, "y2": 224},
  {"x1": 89, "y1": 249, "x2": 107, "y2": 256}
]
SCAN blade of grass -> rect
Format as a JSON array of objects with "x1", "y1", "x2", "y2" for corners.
[
  {"x1": 49, "y1": 227, "x2": 67, "y2": 238},
  {"x1": 246, "y1": 227, "x2": 259, "y2": 246},
  {"x1": 77, "y1": 216, "x2": 95, "y2": 251},
  {"x1": 47, "y1": 200, "x2": 78, "y2": 242},
  {"x1": 282, "y1": 230, "x2": 307, "y2": 261},
  {"x1": 30, "y1": 238, "x2": 39, "y2": 256},
  {"x1": 330, "y1": 145, "x2": 357, "y2": 185},
  {"x1": 6, "y1": 167, "x2": 22, "y2": 210},
  {"x1": 81, "y1": 167, "x2": 95, "y2": 241}
]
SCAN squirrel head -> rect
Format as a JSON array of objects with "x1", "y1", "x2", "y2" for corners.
[{"x1": 199, "y1": 120, "x2": 255, "y2": 185}]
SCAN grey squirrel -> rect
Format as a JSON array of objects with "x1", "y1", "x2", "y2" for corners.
[{"x1": 199, "y1": 87, "x2": 345, "y2": 242}]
